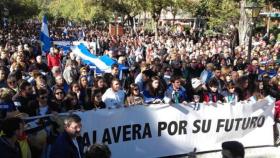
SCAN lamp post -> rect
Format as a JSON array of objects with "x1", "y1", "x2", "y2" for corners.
[{"x1": 244, "y1": 2, "x2": 262, "y2": 63}]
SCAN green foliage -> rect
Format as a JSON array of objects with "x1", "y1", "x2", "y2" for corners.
[
  {"x1": 143, "y1": 20, "x2": 155, "y2": 34},
  {"x1": 184, "y1": 25, "x2": 191, "y2": 33},
  {"x1": 47, "y1": 0, "x2": 112, "y2": 22},
  {"x1": 146, "y1": 0, "x2": 171, "y2": 21},
  {"x1": 199, "y1": 0, "x2": 240, "y2": 31},
  {"x1": 0, "y1": 0, "x2": 40, "y2": 19},
  {"x1": 204, "y1": 29, "x2": 217, "y2": 37}
]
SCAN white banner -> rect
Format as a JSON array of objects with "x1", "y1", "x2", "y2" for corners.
[{"x1": 76, "y1": 96, "x2": 275, "y2": 158}]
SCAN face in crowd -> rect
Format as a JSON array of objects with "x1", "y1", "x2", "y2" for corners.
[
  {"x1": 37, "y1": 92, "x2": 48, "y2": 105},
  {"x1": 7, "y1": 77, "x2": 17, "y2": 89},
  {"x1": 93, "y1": 92, "x2": 102, "y2": 103},
  {"x1": 111, "y1": 66, "x2": 119, "y2": 76},
  {"x1": 111, "y1": 80, "x2": 120, "y2": 92},
  {"x1": 80, "y1": 76, "x2": 88, "y2": 88},
  {"x1": 55, "y1": 88, "x2": 64, "y2": 101},
  {"x1": 55, "y1": 75, "x2": 64, "y2": 86},
  {"x1": 72, "y1": 83, "x2": 80, "y2": 94},
  {"x1": 0, "y1": 69, "x2": 6, "y2": 82},
  {"x1": 172, "y1": 79, "x2": 181, "y2": 90},
  {"x1": 152, "y1": 79, "x2": 159, "y2": 89},
  {"x1": 65, "y1": 120, "x2": 82, "y2": 138},
  {"x1": 97, "y1": 78, "x2": 105, "y2": 88}
]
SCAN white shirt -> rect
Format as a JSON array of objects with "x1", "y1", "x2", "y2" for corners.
[
  {"x1": 135, "y1": 73, "x2": 143, "y2": 91},
  {"x1": 102, "y1": 88, "x2": 125, "y2": 108},
  {"x1": 72, "y1": 138, "x2": 81, "y2": 158}
]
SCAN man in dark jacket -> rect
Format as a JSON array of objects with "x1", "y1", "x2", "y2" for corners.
[
  {"x1": 50, "y1": 114, "x2": 83, "y2": 158},
  {"x1": 0, "y1": 117, "x2": 24, "y2": 158}
]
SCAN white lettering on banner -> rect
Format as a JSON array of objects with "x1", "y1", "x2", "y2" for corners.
[{"x1": 75, "y1": 96, "x2": 275, "y2": 158}]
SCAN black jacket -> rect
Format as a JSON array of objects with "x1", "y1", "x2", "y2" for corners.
[
  {"x1": 0, "y1": 137, "x2": 22, "y2": 158},
  {"x1": 50, "y1": 131, "x2": 83, "y2": 158}
]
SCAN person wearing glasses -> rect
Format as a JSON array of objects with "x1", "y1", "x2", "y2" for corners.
[
  {"x1": 125, "y1": 83, "x2": 144, "y2": 107},
  {"x1": 6, "y1": 74, "x2": 18, "y2": 94},
  {"x1": 26, "y1": 88, "x2": 51, "y2": 116},
  {"x1": 50, "y1": 86, "x2": 66, "y2": 113}
]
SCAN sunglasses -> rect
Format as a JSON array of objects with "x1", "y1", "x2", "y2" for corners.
[
  {"x1": 55, "y1": 91, "x2": 63, "y2": 95},
  {"x1": 133, "y1": 88, "x2": 139, "y2": 91},
  {"x1": 95, "y1": 95, "x2": 102, "y2": 98},
  {"x1": 40, "y1": 96, "x2": 48, "y2": 99},
  {"x1": 8, "y1": 80, "x2": 16, "y2": 84}
]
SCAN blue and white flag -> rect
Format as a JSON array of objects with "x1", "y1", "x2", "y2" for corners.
[
  {"x1": 40, "y1": 16, "x2": 51, "y2": 54},
  {"x1": 72, "y1": 43, "x2": 112, "y2": 72},
  {"x1": 72, "y1": 43, "x2": 129, "y2": 74}
]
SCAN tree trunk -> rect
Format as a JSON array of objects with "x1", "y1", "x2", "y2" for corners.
[
  {"x1": 153, "y1": 13, "x2": 160, "y2": 40},
  {"x1": 154, "y1": 19, "x2": 159, "y2": 40},
  {"x1": 238, "y1": 0, "x2": 250, "y2": 45},
  {"x1": 144, "y1": 11, "x2": 146, "y2": 27},
  {"x1": 172, "y1": 13, "x2": 176, "y2": 26}
]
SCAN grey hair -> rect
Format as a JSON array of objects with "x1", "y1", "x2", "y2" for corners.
[
  {"x1": 64, "y1": 114, "x2": 81, "y2": 127},
  {"x1": 51, "y1": 66, "x2": 61, "y2": 74}
]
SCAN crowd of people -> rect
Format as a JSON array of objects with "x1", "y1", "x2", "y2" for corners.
[{"x1": 0, "y1": 20, "x2": 279, "y2": 158}]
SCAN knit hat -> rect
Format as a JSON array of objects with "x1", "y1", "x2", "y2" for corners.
[{"x1": 191, "y1": 78, "x2": 202, "y2": 89}]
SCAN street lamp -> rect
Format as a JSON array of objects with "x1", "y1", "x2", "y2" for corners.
[{"x1": 244, "y1": 2, "x2": 262, "y2": 63}]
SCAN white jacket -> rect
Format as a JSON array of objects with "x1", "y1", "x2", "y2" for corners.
[{"x1": 102, "y1": 88, "x2": 125, "y2": 108}]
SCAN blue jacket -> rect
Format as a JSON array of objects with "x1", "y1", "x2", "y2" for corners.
[
  {"x1": 164, "y1": 86, "x2": 187, "y2": 103},
  {"x1": 50, "y1": 131, "x2": 83, "y2": 158},
  {"x1": 143, "y1": 90, "x2": 164, "y2": 104}
]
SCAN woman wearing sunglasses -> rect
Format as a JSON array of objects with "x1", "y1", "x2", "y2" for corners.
[
  {"x1": 49, "y1": 86, "x2": 65, "y2": 113},
  {"x1": 125, "y1": 83, "x2": 144, "y2": 107}
]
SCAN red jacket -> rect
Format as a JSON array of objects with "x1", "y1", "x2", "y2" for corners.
[
  {"x1": 47, "y1": 53, "x2": 61, "y2": 70},
  {"x1": 203, "y1": 92, "x2": 224, "y2": 103},
  {"x1": 275, "y1": 100, "x2": 280, "y2": 119}
]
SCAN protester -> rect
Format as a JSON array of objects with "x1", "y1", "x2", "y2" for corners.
[
  {"x1": 223, "y1": 82, "x2": 238, "y2": 104},
  {"x1": 50, "y1": 114, "x2": 83, "y2": 158},
  {"x1": 85, "y1": 143, "x2": 111, "y2": 158},
  {"x1": 222, "y1": 141, "x2": 245, "y2": 158},
  {"x1": 12, "y1": 81, "x2": 35, "y2": 115},
  {"x1": 92, "y1": 76, "x2": 106, "y2": 94},
  {"x1": 62, "y1": 92, "x2": 81, "y2": 112},
  {"x1": 125, "y1": 83, "x2": 145, "y2": 106},
  {"x1": 0, "y1": 16, "x2": 279, "y2": 158},
  {"x1": 102, "y1": 78, "x2": 125, "y2": 108},
  {"x1": 47, "y1": 47, "x2": 62, "y2": 70},
  {"x1": 143, "y1": 76, "x2": 166, "y2": 104},
  {"x1": 50, "y1": 86, "x2": 65, "y2": 113},
  {"x1": 203, "y1": 79, "x2": 224, "y2": 103},
  {"x1": 0, "y1": 117, "x2": 29, "y2": 158},
  {"x1": 164, "y1": 75, "x2": 188, "y2": 104}
]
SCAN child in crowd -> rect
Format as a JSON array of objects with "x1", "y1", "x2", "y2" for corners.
[
  {"x1": 223, "y1": 82, "x2": 238, "y2": 104},
  {"x1": 203, "y1": 79, "x2": 224, "y2": 103}
]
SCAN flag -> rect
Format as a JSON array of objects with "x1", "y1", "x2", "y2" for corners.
[
  {"x1": 63, "y1": 27, "x2": 68, "y2": 35},
  {"x1": 72, "y1": 43, "x2": 111, "y2": 72},
  {"x1": 72, "y1": 43, "x2": 128, "y2": 73},
  {"x1": 40, "y1": 16, "x2": 51, "y2": 54}
]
